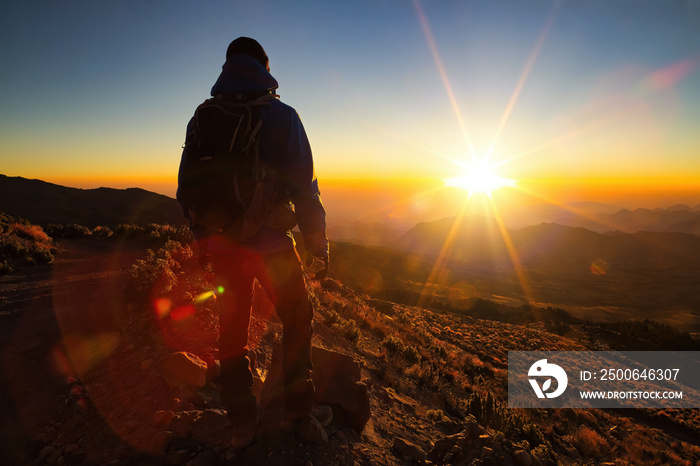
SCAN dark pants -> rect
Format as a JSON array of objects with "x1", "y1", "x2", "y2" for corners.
[{"x1": 211, "y1": 245, "x2": 314, "y2": 424}]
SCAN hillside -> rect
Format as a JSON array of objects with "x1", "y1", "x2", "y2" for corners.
[
  {"x1": 332, "y1": 221, "x2": 700, "y2": 332},
  {"x1": 0, "y1": 175, "x2": 186, "y2": 228},
  {"x1": 395, "y1": 217, "x2": 700, "y2": 268},
  {"x1": 2, "y1": 234, "x2": 699, "y2": 465}
]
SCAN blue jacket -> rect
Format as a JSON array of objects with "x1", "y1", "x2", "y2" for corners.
[{"x1": 177, "y1": 54, "x2": 328, "y2": 258}]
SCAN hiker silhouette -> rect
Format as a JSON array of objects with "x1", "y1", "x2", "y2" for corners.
[{"x1": 177, "y1": 37, "x2": 330, "y2": 448}]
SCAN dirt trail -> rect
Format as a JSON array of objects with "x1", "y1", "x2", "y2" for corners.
[{"x1": 0, "y1": 238, "x2": 147, "y2": 464}]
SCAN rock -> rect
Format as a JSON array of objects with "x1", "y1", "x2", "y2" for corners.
[
  {"x1": 38, "y1": 445, "x2": 57, "y2": 461},
  {"x1": 169, "y1": 411, "x2": 201, "y2": 438},
  {"x1": 161, "y1": 352, "x2": 207, "y2": 389},
  {"x1": 198, "y1": 352, "x2": 220, "y2": 382},
  {"x1": 393, "y1": 437, "x2": 427, "y2": 462},
  {"x1": 259, "y1": 345, "x2": 371, "y2": 433},
  {"x1": 464, "y1": 415, "x2": 485, "y2": 438},
  {"x1": 430, "y1": 427, "x2": 483, "y2": 465},
  {"x1": 562, "y1": 442, "x2": 581, "y2": 458},
  {"x1": 153, "y1": 410, "x2": 176, "y2": 427},
  {"x1": 530, "y1": 452, "x2": 544, "y2": 466},
  {"x1": 310, "y1": 346, "x2": 371, "y2": 432},
  {"x1": 191, "y1": 409, "x2": 230, "y2": 446},
  {"x1": 142, "y1": 359, "x2": 154, "y2": 370},
  {"x1": 514, "y1": 449, "x2": 533, "y2": 466}
]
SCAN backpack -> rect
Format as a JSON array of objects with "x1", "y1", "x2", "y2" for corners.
[{"x1": 178, "y1": 92, "x2": 281, "y2": 241}]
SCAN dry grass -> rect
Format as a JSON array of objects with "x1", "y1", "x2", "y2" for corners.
[{"x1": 571, "y1": 425, "x2": 608, "y2": 459}]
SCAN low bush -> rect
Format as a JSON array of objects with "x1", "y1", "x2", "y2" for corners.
[
  {"x1": 465, "y1": 391, "x2": 548, "y2": 450},
  {"x1": 0, "y1": 214, "x2": 56, "y2": 272},
  {"x1": 126, "y1": 240, "x2": 193, "y2": 301},
  {"x1": 115, "y1": 223, "x2": 193, "y2": 247},
  {"x1": 571, "y1": 425, "x2": 608, "y2": 460},
  {"x1": 381, "y1": 335, "x2": 421, "y2": 364},
  {"x1": 44, "y1": 223, "x2": 92, "y2": 238}
]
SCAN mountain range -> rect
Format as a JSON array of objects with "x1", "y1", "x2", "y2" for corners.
[
  {"x1": 394, "y1": 215, "x2": 700, "y2": 270},
  {"x1": 0, "y1": 175, "x2": 186, "y2": 227},
  {"x1": 3, "y1": 173, "x2": 699, "y2": 238},
  {"x1": 510, "y1": 202, "x2": 700, "y2": 235}
]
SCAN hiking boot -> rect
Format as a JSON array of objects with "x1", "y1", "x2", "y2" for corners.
[
  {"x1": 230, "y1": 413, "x2": 259, "y2": 449},
  {"x1": 310, "y1": 404, "x2": 333, "y2": 426},
  {"x1": 297, "y1": 414, "x2": 328, "y2": 442},
  {"x1": 280, "y1": 404, "x2": 333, "y2": 432}
]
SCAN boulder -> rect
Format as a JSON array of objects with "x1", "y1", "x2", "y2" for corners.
[
  {"x1": 393, "y1": 437, "x2": 427, "y2": 462},
  {"x1": 259, "y1": 345, "x2": 371, "y2": 432},
  {"x1": 161, "y1": 352, "x2": 207, "y2": 389},
  {"x1": 514, "y1": 449, "x2": 533, "y2": 466},
  {"x1": 311, "y1": 346, "x2": 370, "y2": 433}
]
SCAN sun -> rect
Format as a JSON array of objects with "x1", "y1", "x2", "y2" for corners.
[{"x1": 444, "y1": 156, "x2": 517, "y2": 198}]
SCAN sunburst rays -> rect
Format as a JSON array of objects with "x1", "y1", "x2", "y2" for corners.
[{"x1": 411, "y1": 0, "x2": 563, "y2": 306}]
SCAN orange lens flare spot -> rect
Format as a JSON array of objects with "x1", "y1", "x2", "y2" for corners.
[
  {"x1": 170, "y1": 305, "x2": 195, "y2": 321},
  {"x1": 590, "y1": 259, "x2": 608, "y2": 275},
  {"x1": 154, "y1": 297, "x2": 172, "y2": 319},
  {"x1": 52, "y1": 347, "x2": 74, "y2": 377}
]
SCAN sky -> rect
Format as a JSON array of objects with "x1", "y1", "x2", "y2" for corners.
[{"x1": 1, "y1": 0, "x2": 700, "y2": 224}]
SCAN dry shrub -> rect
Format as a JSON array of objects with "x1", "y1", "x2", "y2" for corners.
[
  {"x1": 1, "y1": 219, "x2": 55, "y2": 269},
  {"x1": 405, "y1": 364, "x2": 424, "y2": 381},
  {"x1": 127, "y1": 241, "x2": 192, "y2": 301},
  {"x1": 463, "y1": 353, "x2": 485, "y2": 370},
  {"x1": 572, "y1": 425, "x2": 608, "y2": 459},
  {"x1": 12, "y1": 223, "x2": 51, "y2": 243}
]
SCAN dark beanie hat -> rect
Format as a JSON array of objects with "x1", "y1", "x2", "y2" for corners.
[{"x1": 226, "y1": 37, "x2": 269, "y2": 69}]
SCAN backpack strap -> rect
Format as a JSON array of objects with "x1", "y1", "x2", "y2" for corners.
[{"x1": 213, "y1": 90, "x2": 280, "y2": 105}]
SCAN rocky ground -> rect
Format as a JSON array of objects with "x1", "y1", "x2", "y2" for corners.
[{"x1": 1, "y1": 237, "x2": 699, "y2": 465}]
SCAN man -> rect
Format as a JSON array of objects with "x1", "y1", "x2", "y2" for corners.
[{"x1": 177, "y1": 37, "x2": 330, "y2": 448}]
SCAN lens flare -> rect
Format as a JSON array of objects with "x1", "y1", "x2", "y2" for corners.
[
  {"x1": 170, "y1": 305, "x2": 195, "y2": 321},
  {"x1": 154, "y1": 297, "x2": 172, "y2": 319},
  {"x1": 590, "y1": 259, "x2": 608, "y2": 275},
  {"x1": 194, "y1": 290, "x2": 216, "y2": 304}
]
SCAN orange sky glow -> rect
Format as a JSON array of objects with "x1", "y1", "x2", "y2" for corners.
[{"x1": 3, "y1": 1, "x2": 699, "y2": 228}]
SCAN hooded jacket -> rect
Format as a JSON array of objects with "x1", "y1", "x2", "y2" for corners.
[{"x1": 177, "y1": 54, "x2": 328, "y2": 259}]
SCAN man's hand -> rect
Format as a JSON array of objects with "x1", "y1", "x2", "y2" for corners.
[
  {"x1": 314, "y1": 256, "x2": 329, "y2": 280},
  {"x1": 199, "y1": 253, "x2": 213, "y2": 274},
  {"x1": 305, "y1": 253, "x2": 329, "y2": 280},
  {"x1": 197, "y1": 239, "x2": 213, "y2": 274}
]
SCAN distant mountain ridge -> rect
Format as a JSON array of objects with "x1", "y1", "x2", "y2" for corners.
[
  {"x1": 504, "y1": 202, "x2": 700, "y2": 234},
  {"x1": 329, "y1": 201, "x2": 700, "y2": 246},
  {"x1": 395, "y1": 215, "x2": 700, "y2": 270},
  {"x1": 0, "y1": 175, "x2": 187, "y2": 227}
]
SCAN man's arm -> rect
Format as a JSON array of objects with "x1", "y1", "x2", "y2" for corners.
[{"x1": 280, "y1": 109, "x2": 329, "y2": 260}]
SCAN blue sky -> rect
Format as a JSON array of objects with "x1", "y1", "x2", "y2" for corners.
[{"x1": 1, "y1": 0, "x2": 699, "y2": 211}]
